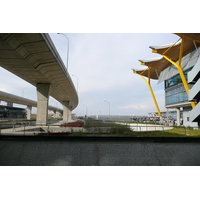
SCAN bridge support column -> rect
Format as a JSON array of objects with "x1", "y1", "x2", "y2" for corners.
[
  {"x1": 53, "y1": 111, "x2": 57, "y2": 119},
  {"x1": 176, "y1": 107, "x2": 180, "y2": 126},
  {"x1": 68, "y1": 110, "x2": 72, "y2": 121},
  {"x1": 58, "y1": 111, "x2": 62, "y2": 118},
  {"x1": 26, "y1": 105, "x2": 32, "y2": 120},
  {"x1": 63, "y1": 103, "x2": 72, "y2": 123},
  {"x1": 36, "y1": 83, "x2": 51, "y2": 126}
]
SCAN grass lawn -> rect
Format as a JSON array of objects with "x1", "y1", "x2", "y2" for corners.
[{"x1": 71, "y1": 120, "x2": 200, "y2": 137}]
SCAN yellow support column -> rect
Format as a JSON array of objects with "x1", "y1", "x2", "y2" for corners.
[
  {"x1": 133, "y1": 69, "x2": 162, "y2": 117},
  {"x1": 153, "y1": 38, "x2": 196, "y2": 108},
  {"x1": 162, "y1": 55, "x2": 190, "y2": 93},
  {"x1": 140, "y1": 75, "x2": 162, "y2": 117}
]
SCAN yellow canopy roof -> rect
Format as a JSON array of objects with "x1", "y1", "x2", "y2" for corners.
[
  {"x1": 133, "y1": 33, "x2": 200, "y2": 80},
  {"x1": 150, "y1": 35, "x2": 200, "y2": 61},
  {"x1": 175, "y1": 33, "x2": 200, "y2": 43},
  {"x1": 133, "y1": 57, "x2": 164, "y2": 80}
]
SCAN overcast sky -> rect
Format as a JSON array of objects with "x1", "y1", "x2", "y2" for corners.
[
  {"x1": 0, "y1": 0, "x2": 196, "y2": 117},
  {"x1": 0, "y1": 33, "x2": 180, "y2": 116}
]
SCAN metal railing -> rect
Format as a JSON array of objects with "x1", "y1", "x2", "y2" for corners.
[{"x1": 0, "y1": 122, "x2": 200, "y2": 137}]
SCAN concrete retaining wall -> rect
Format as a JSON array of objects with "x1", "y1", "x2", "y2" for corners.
[{"x1": 1, "y1": 136, "x2": 200, "y2": 166}]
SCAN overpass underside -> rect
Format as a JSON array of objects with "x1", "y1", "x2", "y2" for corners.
[{"x1": 0, "y1": 33, "x2": 78, "y2": 126}]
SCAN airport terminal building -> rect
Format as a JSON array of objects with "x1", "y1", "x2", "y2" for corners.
[{"x1": 133, "y1": 33, "x2": 200, "y2": 127}]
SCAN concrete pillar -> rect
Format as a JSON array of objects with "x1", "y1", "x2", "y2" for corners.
[
  {"x1": 176, "y1": 107, "x2": 180, "y2": 126},
  {"x1": 63, "y1": 102, "x2": 72, "y2": 123},
  {"x1": 159, "y1": 116, "x2": 163, "y2": 124},
  {"x1": 36, "y1": 83, "x2": 51, "y2": 126},
  {"x1": 26, "y1": 105, "x2": 32, "y2": 120},
  {"x1": 68, "y1": 110, "x2": 72, "y2": 121},
  {"x1": 58, "y1": 111, "x2": 62, "y2": 118},
  {"x1": 53, "y1": 111, "x2": 57, "y2": 118}
]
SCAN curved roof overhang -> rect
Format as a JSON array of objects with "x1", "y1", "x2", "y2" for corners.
[
  {"x1": 150, "y1": 36, "x2": 200, "y2": 61},
  {"x1": 132, "y1": 68, "x2": 159, "y2": 80},
  {"x1": 132, "y1": 67, "x2": 147, "y2": 77},
  {"x1": 150, "y1": 39, "x2": 181, "y2": 60},
  {"x1": 133, "y1": 56, "x2": 173, "y2": 80},
  {"x1": 133, "y1": 33, "x2": 200, "y2": 80},
  {"x1": 175, "y1": 33, "x2": 200, "y2": 43}
]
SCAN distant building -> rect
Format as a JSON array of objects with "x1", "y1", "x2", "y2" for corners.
[
  {"x1": 0, "y1": 105, "x2": 26, "y2": 119},
  {"x1": 7, "y1": 102, "x2": 13, "y2": 107},
  {"x1": 149, "y1": 110, "x2": 181, "y2": 125},
  {"x1": 149, "y1": 110, "x2": 177, "y2": 119},
  {"x1": 89, "y1": 114, "x2": 148, "y2": 122}
]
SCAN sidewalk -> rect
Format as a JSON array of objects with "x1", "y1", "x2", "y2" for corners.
[
  {"x1": 0, "y1": 121, "x2": 85, "y2": 136},
  {"x1": 116, "y1": 122, "x2": 174, "y2": 132}
]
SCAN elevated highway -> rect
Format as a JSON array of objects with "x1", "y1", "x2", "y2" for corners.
[
  {"x1": 0, "y1": 90, "x2": 62, "y2": 119},
  {"x1": 0, "y1": 33, "x2": 78, "y2": 125}
]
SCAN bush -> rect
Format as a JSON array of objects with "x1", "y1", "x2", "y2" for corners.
[
  {"x1": 109, "y1": 126, "x2": 133, "y2": 135},
  {"x1": 60, "y1": 120, "x2": 84, "y2": 127}
]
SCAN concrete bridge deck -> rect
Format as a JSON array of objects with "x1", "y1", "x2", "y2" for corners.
[{"x1": 0, "y1": 33, "x2": 78, "y2": 125}]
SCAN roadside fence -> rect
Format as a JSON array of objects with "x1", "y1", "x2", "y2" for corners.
[{"x1": 0, "y1": 122, "x2": 200, "y2": 137}]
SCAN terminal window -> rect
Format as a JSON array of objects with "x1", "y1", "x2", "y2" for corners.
[{"x1": 165, "y1": 67, "x2": 193, "y2": 89}]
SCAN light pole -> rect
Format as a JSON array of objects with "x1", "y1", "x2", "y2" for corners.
[
  {"x1": 104, "y1": 99, "x2": 110, "y2": 119},
  {"x1": 83, "y1": 104, "x2": 88, "y2": 118},
  {"x1": 138, "y1": 105, "x2": 140, "y2": 122},
  {"x1": 57, "y1": 33, "x2": 69, "y2": 70},
  {"x1": 72, "y1": 74, "x2": 78, "y2": 94}
]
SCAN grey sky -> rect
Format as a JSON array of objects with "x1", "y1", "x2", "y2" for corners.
[
  {"x1": 50, "y1": 33, "x2": 180, "y2": 116},
  {"x1": 0, "y1": 0, "x2": 196, "y2": 117},
  {"x1": 0, "y1": 33, "x2": 180, "y2": 116}
]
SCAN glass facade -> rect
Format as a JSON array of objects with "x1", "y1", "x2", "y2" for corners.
[
  {"x1": 166, "y1": 84, "x2": 188, "y2": 105},
  {"x1": 165, "y1": 67, "x2": 193, "y2": 105},
  {"x1": 165, "y1": 67, "x2": 193, "y2": 88}
]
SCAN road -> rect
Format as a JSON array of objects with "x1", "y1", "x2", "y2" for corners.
[{"x1": 116, "y1": 122, "x2": 174, "y2": 132}]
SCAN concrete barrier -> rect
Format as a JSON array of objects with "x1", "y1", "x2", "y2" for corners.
[{"x1": 1, "y1": 136, "x2": 200, "y2": 166}]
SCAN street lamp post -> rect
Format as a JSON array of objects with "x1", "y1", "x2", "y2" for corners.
[
  {"x1": 57, "y1": 33, "x2": 69, "y2": 70},
  {"x1": 83, "y1": 104, "x2": 88, "y2": 118},
  {"x1": 104, "y1": 99, "x2": 110, "y2": 119},
  {"x1": 72, "y1": 74, "x2": 78, "y2": 94},
  {"x1": 138, "y1": 105, "x2": 140, "y2": 122}
]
